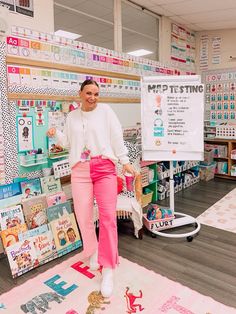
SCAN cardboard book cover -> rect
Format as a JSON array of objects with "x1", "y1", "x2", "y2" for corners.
[
  {"x1": 40, "y1": 175, "x2": 62, "y2": 194},
  {"x1": 31, "y1": 230, "x2": 57, "y2": 263},
  {"x1": 49, "y1": 213, "x2": 81, "y2": 256},
  {"x1": 0, "y1": 204, "x2": 25, "y2": 230},
  {"x1": 1, "y1": 223, "x2": 28, "y2": 248},
  {"x1": 20, "y1": 178, "x2": 42, "y2": 199},
  {"x1": 46, "y1": 191, "x2": 67, "y2": 207},
  {"x1": 0, "y1": 195, "x2": 23, "y2": 212},
  {"x1": 0, "y1": 182, "x2": 22, "y2": 200},
  {"x1": 5, "y1": 239, "x2": 39, "y2": 277},
  {"x1": 22, "y1": 194, "x2": 48, "y2": 229},
  {"x1": 46, "y1": 201, "x2": 72, "y2": 223},
  {"x1": 18, "y1": 224, "x2": 49, "y2": 241},
  {"x1": 48, "y1": 137, "x2": 68, "y2": 159}
]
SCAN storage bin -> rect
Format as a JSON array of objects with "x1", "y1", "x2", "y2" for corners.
[
  {"x1": 201, "y1": 149, "x2": 214, "y2": 165},
  {"x1": 141, "y1": 188, "x2": 153, "y2": 207},
  {"x1": 199, "y1": 162, "x2": 216, "y2": 181},
  {"x1": 143, "y1": 213, "x2": 174, "y2": 232},
  {"x1": 141, "y1": 167, "x2": 149, "y2": 187}
]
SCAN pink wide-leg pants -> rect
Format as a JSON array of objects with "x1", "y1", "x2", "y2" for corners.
[{"x1": 71, "y1": 157, "x2": 118, "y2": 269}]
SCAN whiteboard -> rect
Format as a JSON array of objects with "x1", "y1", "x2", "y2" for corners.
[{"x1": 141, "y1": 75, "x2": 204, "y2": 161}]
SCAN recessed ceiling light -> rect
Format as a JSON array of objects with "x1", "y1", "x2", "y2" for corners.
[
  {"x1": 54, "y1": 30, "x2": 82, "y2": 40},
  {"x1": 127, "y1": 49, "x2": 153, "y2": 57}
]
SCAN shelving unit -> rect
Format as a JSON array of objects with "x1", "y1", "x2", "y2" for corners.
[
  {"x1": 204, "y1": 138, "x2": 236, "y2": 179},
  {"x1": 141, "y1": 160, "x2": 200, "y2": 207},
  {"x1": 204, "y1": 120, "x2": 216, "y2": 139}
]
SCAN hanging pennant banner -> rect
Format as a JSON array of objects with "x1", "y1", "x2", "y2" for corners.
[{"x1": 141, "y1": 75, "x2": 204, "y2": 161}]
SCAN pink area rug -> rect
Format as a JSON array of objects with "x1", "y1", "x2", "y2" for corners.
[
  {"x1": 0, "y1": 253, "x2": 235, "y2": 314},
  {"x1": 197, "y1": 188, "x2": 236, "y2": 233}
]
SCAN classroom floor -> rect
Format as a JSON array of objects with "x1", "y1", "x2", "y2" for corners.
[{"x1": 0, "y1": 178, "x2": 235, "y2": 309}]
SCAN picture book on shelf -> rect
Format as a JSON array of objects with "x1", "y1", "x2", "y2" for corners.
[
  {"x1": 31, "y1": 230, "x2": 57, "y2": 263},
  {"x1": 46, "y1": 191, "x2": 67, "y2": 207},
  {"x1": 47, "y1": 201, "x2": 72, "y2": 222},
  {"x1": 22, "y1": 194, "x2": 48, "y2": 229},
  {"x1": 40, "y1": 175, "x2": 62, "y2": 194},
  {"x1": 0, "y1": 204, "x2": 25, "y2": 230},
  {"x1": 6, "y1": 239, "x2": 39, "y2": 277},
  {"x1": 18, "y1": 224, "x2": 49, "y2": 241},
  {"x1": 49, "y1": 213, "x2": 81, "y2": 256},
  {"x1": 0, "y1": 182, "x2": 22, "y2": 200},
  {"x1": 1, "y1": 223, "x2": 28, "y2": 248},
  {"x1": 0, "y1": 195, "x2": 23, "y2": 211},
  {"x1": 20, "y1": 178, "x2": 42, "y2": 199}
]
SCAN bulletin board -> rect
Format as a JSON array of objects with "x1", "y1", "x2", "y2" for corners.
[
  {"x1": 2, "y1": 36, "x2": 141, "y2": 183},
  {"x1": 202, "y1": 68, "x2": 236, "y2": 123}
]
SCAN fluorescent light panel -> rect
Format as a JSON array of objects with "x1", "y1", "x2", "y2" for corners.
[
  {"x1": 54, "y1": 30, "x2": 82, "y2": 40},
  {"x1": 127, "y1": 49, "x2": 153, "y2": 57}
]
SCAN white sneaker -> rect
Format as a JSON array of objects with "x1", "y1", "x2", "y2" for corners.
[
  {"x1": 89, "y1": 250, "x2": 99, "y2": 271},
  {"x1": 101, "y1": 268, "x2": 114, "y2": 298}
]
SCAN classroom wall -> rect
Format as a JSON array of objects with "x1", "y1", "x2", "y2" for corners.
[
  {"x1": 196, "y1": 29, "x2": 236, "y2": 73},
  {"x1": 107, "y1": 103, "x2": 141, "y2": 127},
  {"x1": 3, "y1": 0, "x2": 54, "y2": 33},
  {"x1": 159, "y1": 16, "x2": 172, "y2": 66}
]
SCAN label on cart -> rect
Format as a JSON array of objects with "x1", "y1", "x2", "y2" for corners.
[{"x1": 150, "y1": 219, "x2": 174, "y2": 232}]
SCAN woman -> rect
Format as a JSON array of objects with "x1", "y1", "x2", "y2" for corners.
[{"x1": 47, "y1": 79, "x2": 135, "y2": 297}]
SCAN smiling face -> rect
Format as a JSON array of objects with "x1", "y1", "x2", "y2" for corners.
[{"x1": 79, "y1": 83, "x2": 99, "y2": 112}]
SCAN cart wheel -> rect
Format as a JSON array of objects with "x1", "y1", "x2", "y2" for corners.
[
  {"x1": 151, "y1": 233, "x2": 157, "y2": 238},
  {"x1": 187, "y1": 236, "x2": 193, "y2": 242}
]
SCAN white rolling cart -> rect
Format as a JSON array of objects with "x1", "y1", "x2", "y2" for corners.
[{"x1": 141, "y1": 75, "x2": 204, "y2": 241}]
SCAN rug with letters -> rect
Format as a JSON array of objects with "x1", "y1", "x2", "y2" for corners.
[
  {"x1": 197, "y1": 188, "x2": 236, "y2": 233},
  {"x1": 0, "y1": 253, "x2": 236, "y2": 314}
]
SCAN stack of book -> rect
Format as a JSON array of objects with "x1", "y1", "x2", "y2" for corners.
[{"x1": 0, "y1": 175, "x2": 81, "y2": 278}]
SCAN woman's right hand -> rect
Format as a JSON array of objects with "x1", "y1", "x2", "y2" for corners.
[{"x1": 47, "y1": 127, "x2": 56, "y2": 137}]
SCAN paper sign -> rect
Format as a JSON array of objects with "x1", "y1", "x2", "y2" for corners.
[{"x1": 141, "y1": 75, "x2": 204, "y2": 161}]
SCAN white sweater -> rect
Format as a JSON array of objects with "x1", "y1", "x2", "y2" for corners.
[{"x1": 56, "y1": 104, "x2": 129, "y2": 168}]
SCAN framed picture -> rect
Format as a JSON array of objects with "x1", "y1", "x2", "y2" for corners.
[{"x1": 17, "y1": 116, "x2": 34, "y2": 152}]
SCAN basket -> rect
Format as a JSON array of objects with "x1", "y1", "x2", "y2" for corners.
[
  {"x1": 143, "y1": 213, "x2": 174, "y2": 232},
  {"x1": 201, "y1": 149, "x2": 214, "y2": 165},
  {"x1": 199, "y1": 162, "x2": 216, "y2": 181},
  {"x1": 141, "y1": 188, "x2": 153, "y2": 207}
]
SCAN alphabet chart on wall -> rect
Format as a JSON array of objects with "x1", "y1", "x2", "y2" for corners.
[{"x1": 202, "y1": 68, "x2": 236, "y2": 123}]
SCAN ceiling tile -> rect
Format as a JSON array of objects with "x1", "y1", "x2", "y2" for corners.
[
  {"x1": 178, "y1": 9, "x2": 236, "y2": 23},
  {"x1": 196, "y1": 20, "x2": 236, "y2": 31},
  {"x1": 73, "y1": 22, "x2": 112, "y2": 37},
  {"x1": 54, "y1": 11, "x2": 91, "y2": 29},
  {"x1": 71, "y1": 1, "x2": 113, "y2": 18},
  {"x1": 54, "y1": 0, "x2": 87, "y2": 7},
  {"x1": 160, "y1": 0, "x2": 236, "y2": 15},
  {"x1": 145, "y1": 5, "x2": 172, "y2": 15}
]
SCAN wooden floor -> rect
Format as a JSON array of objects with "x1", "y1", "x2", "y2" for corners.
[{"x1": 1, "y1": 178, "x2": 236, "y2": 309}]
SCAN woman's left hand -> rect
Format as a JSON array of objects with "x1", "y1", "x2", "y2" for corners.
[{"x1": 122, "y1": 163, "x2": 137, "y2": 177}]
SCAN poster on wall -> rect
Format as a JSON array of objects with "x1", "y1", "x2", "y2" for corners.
[
  {"x1": 17, "y1": 116, "x2": 34, "y2": 152},
  {"x1": 0, "y1": 0, "x2": 34, "y2": 16},
  {"x1": 0, "y1": 0, "x2": 14, "y2": 11},
  {"x1": 141, "y1": 75, "x2": 204, "y2": 161},
  {"x1": 15, "y1": 0, "x2": 34, "y2": 17}
]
